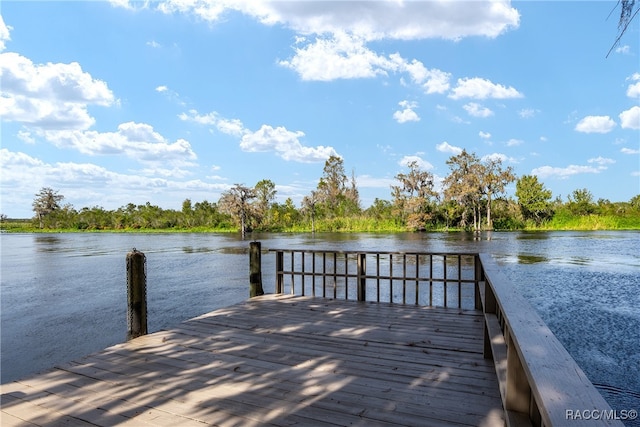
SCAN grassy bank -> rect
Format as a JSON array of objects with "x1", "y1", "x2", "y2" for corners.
[
  {"x1": 522, "y1": 214, "x2": 640, "y2": 231},
  {"x1": 3, "y1": 213, "x2": 640, "y2": 233}
]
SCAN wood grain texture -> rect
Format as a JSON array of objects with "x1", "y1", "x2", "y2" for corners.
[{"x1": 2, "y1": 295, "x2": 504, "y2": 426}]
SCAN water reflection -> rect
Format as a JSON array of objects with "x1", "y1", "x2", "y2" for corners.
[
  {"x1": 34, "y1": 234, "x2": 64, "y2": 252},
  {"x1": 518, "y1": 254, "x2": 548, "y2": 264},
  {"x1": 516, "y1": 232, "x2": 552, "y2": 240},
  {"x1": 181, "y1": 246, "x2": 214, "y2": 254},
  {"x1": 217, "y1": 247, "x2": 249, "y2": 255}
]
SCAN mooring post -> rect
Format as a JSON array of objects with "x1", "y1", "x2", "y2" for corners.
[
  {"x1": 249, "y1": 241, "x2": 264, "y2": 298},
  {"x1": 126, "y1": 248, "x2": 147, "y2": 340}
]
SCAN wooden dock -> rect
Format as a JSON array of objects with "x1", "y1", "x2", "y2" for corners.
[{"x1": 1, "y1": 295, "x2": 504, "y2": 427}]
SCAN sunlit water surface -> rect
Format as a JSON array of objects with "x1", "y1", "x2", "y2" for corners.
[{"x1": 1, "y1": 231, "x2": 638, "y2": 425}]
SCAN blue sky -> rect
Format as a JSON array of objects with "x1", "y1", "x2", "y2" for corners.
[{"x1": 1, "y1": 1, "x2": 639, "y2": 218}]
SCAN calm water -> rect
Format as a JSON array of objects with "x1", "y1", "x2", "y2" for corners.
[{"x1": 1, "y1": 231, "x2": 639, "y2": 423}]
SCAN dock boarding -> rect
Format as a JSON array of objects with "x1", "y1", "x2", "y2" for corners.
[{"x1": 1, "y1": 295, "x2": 504, "y2": 426}]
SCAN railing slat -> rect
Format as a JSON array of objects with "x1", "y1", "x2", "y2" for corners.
[{"x1": 415, "y1": 254, "x2": 419, "y2": 305}]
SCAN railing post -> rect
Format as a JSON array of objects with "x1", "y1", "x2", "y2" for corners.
[
  {"x1": 443, "y1": 255, "x2": 448, "y2": 307},
  {"x1": 357, "y1": 253, "x2": 366, "y2": 301},
  {"x1": 126, "y1": 249, "x2": 147, "y2": 341},
  {"x1": 276, "y1": 250, "x2": 284, "y2": 294},
  {"x1": 506, "y1": 332, "x2": 531, "y2": 414},
  {"x1": 249, "y1": 241, "x2": 264, "y2": 298},
  {"x1": 483, "y1": 280, "x2": 498, "y2": 359},
  {"x1": 474, "y1": 254, "x2": 483, "y2": 310}
]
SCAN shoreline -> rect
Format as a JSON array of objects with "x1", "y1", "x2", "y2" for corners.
[{"x1": 2, "y1": 225, "x2": 640, "y2": 233}]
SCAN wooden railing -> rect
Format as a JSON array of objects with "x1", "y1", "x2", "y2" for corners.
[
  {"x1": 478, "y1": 254, "x2": 623, "y2": 427},
  {"x1": 265, "y1": 248, "x2": 622, "y2": 427},
  {"x1": 269, "y1": 249, "x2": 481, "y2": 309}
]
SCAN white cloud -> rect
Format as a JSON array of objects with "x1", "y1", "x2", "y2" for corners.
[
  {"x1": 574, "y1": 115, "x2": 616, "y2": 134},
  {"x1": 587, "y1": 157, "x2": 615, "y2": 170},
  {"x1": 616, "y1": 45, "x2": 631, "y2": 55},
  {"x1": 451, "y1": 116, "x2": 470, "y2": 125},
  {"x1": 179, "y1": 109, "x2": 217, "y2": 125},
  {"x1": 179, "y1": 109, "x2": 246, "y2": 137},
  {"x1": 393, "y1": 100, "x2": 420, "y2": 123},
  {"x1": 0, "y1": 52, "x2": 115, "y2": 130},
  {"x1": 627, "y1": 83, "x2": 640, "y2": 98},
  {"x1": 625, "y1": 73, "x2": 640, "y2": 98},
  {"x1": 621, "y1": 147, "x2": 640, "y2": 155},
  {"x1": 436, "y1": 141, "x2": 463, "y2": 155},
  {"x1": 479, "y1": 131, "x2": 492, "y2": 139},
  {"x1": 181, "y1": 109, "x2": 337, "y2": 163},
  {"x1": 157, "y1": 0, "x2": 228, "y2": 21},
  {"x1": 388, "y1": 54, "x2": 450, "y2": 94},
  {"x1": 139, "y1": 167, "x2": 193, "y2": 179},
  {"x1": 399, "y1": 155, "x2": 433, "y2": 170},
  {"x1": 619, "y1": 106, "x2": 640, "y2": 130},
  {"x1": 532, "y1": 164, "x2": 601, "y2": 179},
  {"x1": 0, "y1": 15, "x2": 11, "y2": 51},
  {"x1": 482, "y1": 153, "x2": 505, "y2": 163},
  {"x1": 147, "y1": 40, "x2": 161, "y2": 48},
  {"x1": 17, "y1": 129, "x2": 36, "y2": 144},
  {"x1": 449, "y1": 77, "x2": 523, "y2": 100},
  {"x1": 279, "y1": 32, "x2": 391, "y2": 81},
  {"x1": 506, "y1": 138, "x2": 524, "y2": 147},
  {"x1": 463, "y1": 102, "x2": 494, "y2": 118},
  {"x1": 39, "y1": 122, "x2": 197, "y2": 168},
  {"x1": 280, "y1": 34, "x2": 453, "y2": 92},
  {"x1": 483, "y1": 152, "x2": 519, "y2": 164},
  {"x1": 518, "y1": 108, "x2": 538, "y2": 118},
  {"x1": 1, "y1": 148, "x2": 228, "y2": 217},
  {"x1": 156, "y1": 1, "x2": 519, "y2": 41},
  {"x1": 216, "y1": 117, "x2": 246, "y2": 137},
  {"x1": 155, "y1": 85, "x2": 168, "y2": 92},
  {"x1": 156, "y1": 1, "x2": 515, "y2": 87},
  {"x1": 109, "y1": 0, "x2": 132, "y2": 9},
  {"x1": 587, "y1": 156, "x2": 615, "y2": 165},
  {"x1": 240, "y1": 125, "x2": 337, "y2": 163}
]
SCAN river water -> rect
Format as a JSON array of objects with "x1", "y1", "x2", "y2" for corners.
[{"x1": 1, "y1": 231, "x2": 639, "y2": 424}]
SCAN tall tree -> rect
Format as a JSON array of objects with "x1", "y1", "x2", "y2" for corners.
[
  {"x1": 568, "y1": 188, "x2": 595, "y2": 216},
  {"x1": 32, "y1": 187, "x2": 64, "y2": 229},
  {"x1": 343, "y1": 169, "x2": 361, "y2": 215},
  {"x1": 515, "y1": 175, "x2": 553, "y2": 225},
  {"x1": 219, "y1": 184, "x2": 256, "y2": 237},
  {"x1": 254, "y1": 179, "x2": 277, "y2": 227},
  {"x1": 481, "y1": 157, "x2": 515, "y2": 229},
  {"x1": 273, "y1": 198, "x2": 300, "y2": 229},
  {"x1": 301, "y1": 190, "x2": 319, "y2": 233},
  {"x1": 443, "y1": 150, "x2": 483, "y2": 231},
  {"x1": 181, "y1": 199, "x2": 194, "y2": 227},
  {"x1": 316, "y1": 155, "x2": 348, "y2": 215},
  {"x1": 391, "y1": 161, "x2": 438, "y2": 230}
]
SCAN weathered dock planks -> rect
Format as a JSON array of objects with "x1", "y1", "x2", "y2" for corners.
[{"x1": 2, "y1": 295, "x2": 504, "y2": 426}]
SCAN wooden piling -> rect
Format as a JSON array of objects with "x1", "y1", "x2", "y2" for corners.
[
  {"x1": 126, "y1": 249, "x2": 147, "y2": 340},
  {"x1": 249, "y1": 241, "x2": 264, "y2": 298}
]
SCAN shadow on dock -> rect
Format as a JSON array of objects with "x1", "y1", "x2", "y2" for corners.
[{"x1": 2, "y1": 295, "x2": 504, "y2": 426}]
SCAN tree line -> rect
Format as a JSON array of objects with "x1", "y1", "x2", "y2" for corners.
[{"x1": 15, "y1": 151, "x2": 640, "y2": 232}]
